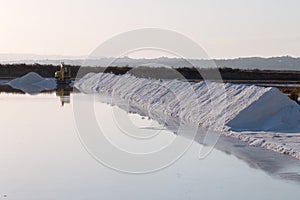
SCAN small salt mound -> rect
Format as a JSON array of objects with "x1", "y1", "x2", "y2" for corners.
[
  {"x1": 8, "y1": 72, "x2": 56, "y2": 94},
  {"x1": 75, "y1": 72, "x2": 300, "y2": 133},
  {"x1": 10, "y1": 72, "x2": 44, "y2": 85}
]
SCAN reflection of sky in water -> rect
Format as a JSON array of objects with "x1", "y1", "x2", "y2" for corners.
[
  {"x1": 0, "y1": 93, "x2": 300, "y2": 200},
  {"x1": 94, "y1": 103, "x2": 176, "y2": 154}
]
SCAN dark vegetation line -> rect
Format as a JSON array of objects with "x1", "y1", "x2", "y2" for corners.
[{"x1": 1, "y1": 63, "x2": 300, "y2": 81}]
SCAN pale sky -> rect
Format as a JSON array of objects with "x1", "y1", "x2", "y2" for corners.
[{"x1": 0, "y1": 0, "x2": 299, "y2": 58}]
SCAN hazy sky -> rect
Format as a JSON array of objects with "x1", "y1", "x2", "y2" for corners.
[{"x1": 0, "y1": 0, "x2": 299, "y2": 58}]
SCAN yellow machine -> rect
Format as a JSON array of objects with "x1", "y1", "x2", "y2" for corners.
[{"x1": 55, "y1": 62, "x2": 71, "y2": 84}]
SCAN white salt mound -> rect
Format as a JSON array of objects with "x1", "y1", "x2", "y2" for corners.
[
  {"x1": 8, "y1": 72, "x2": 56, "y2": 94},
  {"x1": 76, "y1": 72, "x2": 300, "y2": 132},
  {"x1": 75, "y1": 72, "x2": 300, "y2": 159}
]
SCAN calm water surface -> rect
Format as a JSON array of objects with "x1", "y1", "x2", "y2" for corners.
[{"x1": 0, "y1": 93, "x2": 300, "y2": 200}]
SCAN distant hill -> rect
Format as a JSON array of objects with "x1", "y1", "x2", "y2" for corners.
[
  {"x1": 1, "y1": 54, "x2": 300, "y2": 71},
  {"x1": 215, "y1": 56, "x2": 300, "y2": 71}
]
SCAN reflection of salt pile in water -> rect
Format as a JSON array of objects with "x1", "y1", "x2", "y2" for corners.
[
  {"x1": 75, "y1": 73, "x2": 300, "y2": 159},
  {"x1": 8, "y1": 72, "x2": 56, "y2": 94}
]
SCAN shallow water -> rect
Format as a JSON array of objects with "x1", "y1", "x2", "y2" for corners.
[{"x1": 0, "y1": 93, "x2": 300, "y2": 200}]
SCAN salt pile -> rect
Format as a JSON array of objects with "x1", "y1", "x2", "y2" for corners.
[
  {"x1": 8, "y1": 72, "x2": 56, "y2": 94},
  {"x1": 75, "y1": 72, "x2": 300, "y2": 159}
]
